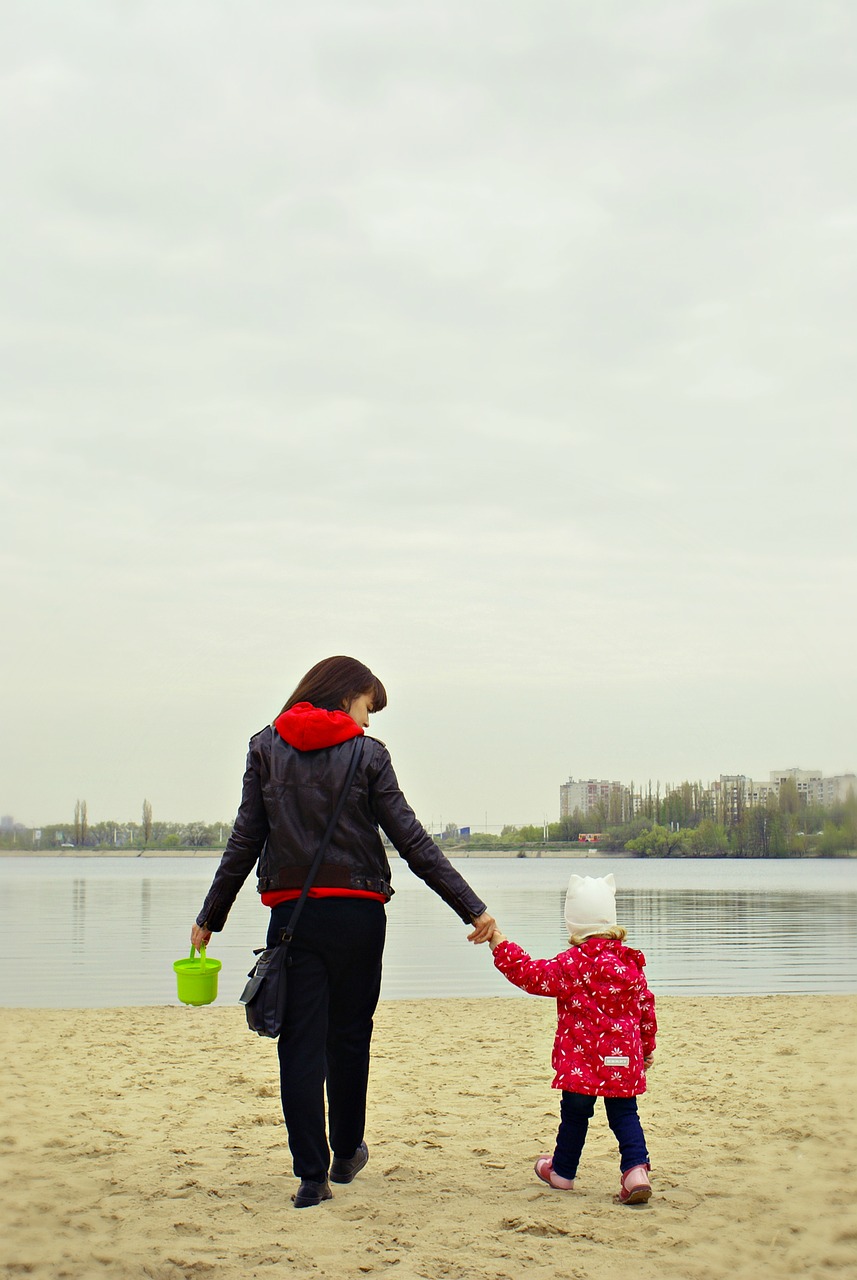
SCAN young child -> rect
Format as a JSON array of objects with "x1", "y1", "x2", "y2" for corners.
[{"x1": 489, "y1": 873, "x2": 657, "y2": 1205}]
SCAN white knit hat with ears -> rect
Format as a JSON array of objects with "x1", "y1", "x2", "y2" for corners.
[{"x1": 564, "y1": 873, "x2": 618, "y2": 938}]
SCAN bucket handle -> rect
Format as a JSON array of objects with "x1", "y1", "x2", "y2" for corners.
[{"x1": 190, "y1": 944, "x2": 207, "y2": 970}]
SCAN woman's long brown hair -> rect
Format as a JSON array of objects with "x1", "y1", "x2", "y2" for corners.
[{"x1": 280, "y1": 656, "x2": 388, "y2": 715}]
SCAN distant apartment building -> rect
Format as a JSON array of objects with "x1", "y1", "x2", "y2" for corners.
[
  {"x1": 716, "y1": 770, "x2": 855, "y2": 812},
  {"x1": 713, "y1": 775, "x2": 779, "y2": 815},
  {"x1": 561, "y1": 768, "x2": 855, "y2": 822},
  {"x1": 769, "y1": 768, "x2": 822, "y2": 800},
  {"x1": 768, "y1": 768, "x2": 855, "y2": 808},
  {"x1": 560, "y1": 778, "x2": 605, "y2": 818},
  {"x1": 809, "y1": 773, "x2": 857, "y2": 807},
  {"x1": 712, "y1": 776, "x2": 752, "y2": 822},
  {"x1": 560, "y1": 778, "x2": 628, "y2": 820},
  {"x1": 750, "y1": 780, "x2": 778, "y2": 806}
]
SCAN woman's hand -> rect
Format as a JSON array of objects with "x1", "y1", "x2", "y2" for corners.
[
  {"x1": 467, "y1": 911, "x2": 496, "y2": 944},
  {"x1": 191, "y1": 923, "x2": 212, "y2": 952}
]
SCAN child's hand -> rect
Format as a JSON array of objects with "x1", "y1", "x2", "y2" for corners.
[
  {"x1": 488, "y1": 929, "x2": 507, "y2": 952},
  {"x1": 644, "y1": 1052, "x2": 656, "y2": 1069}
]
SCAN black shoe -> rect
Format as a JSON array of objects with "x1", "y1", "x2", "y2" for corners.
[
  {"x1": 292, "y1": 1178, "x2": 333, "y2": 1208},
  {"x1": 330, "y1": 1141, "x2": 369, "y2": 1184}
]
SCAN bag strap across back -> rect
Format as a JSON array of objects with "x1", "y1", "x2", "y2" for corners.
[{"x1": 274, "y1": 732, "x2": 365, "y2": 949}]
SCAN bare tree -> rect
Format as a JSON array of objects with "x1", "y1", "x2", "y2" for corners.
[{"x1": 80, "y1": 800, "x2": 88, "y2": 846}]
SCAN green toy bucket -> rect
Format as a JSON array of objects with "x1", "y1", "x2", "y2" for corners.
[{"x1": 173, "y1": 945, "x2": 222, "y2": 1006}]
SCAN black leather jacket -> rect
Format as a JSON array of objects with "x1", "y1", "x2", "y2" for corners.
[{"x1": 197, "y1": 727, "x2": 487, "y2": 931}]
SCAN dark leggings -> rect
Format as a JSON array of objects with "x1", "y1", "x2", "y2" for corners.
[
  {"x1": 266, "y1": 897, "x2": 386, "y2": 1181},
  {"x1": 552, "y1": 1091, "x2": 649, "y2": 1180}
]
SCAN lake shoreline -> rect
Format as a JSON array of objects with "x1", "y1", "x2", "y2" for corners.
[{"x1": 2, "y1": 847, "x2": 854, "y2": 859}]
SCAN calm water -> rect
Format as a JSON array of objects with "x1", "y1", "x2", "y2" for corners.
[{"x1": 1, "y1": 856, "x2": 855, "y2": 1007}]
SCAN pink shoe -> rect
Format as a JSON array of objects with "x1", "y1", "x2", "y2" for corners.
[
  {"x1": 618, "y1": 1164, "x2": 651, "y2": 1205},
  {"x1": 534, "y1": 1156, "x2": 575, "y2": 1190}
]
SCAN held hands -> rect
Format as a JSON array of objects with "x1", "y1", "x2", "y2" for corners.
[
  {"x1": 190, "y1": 923, "x2": 212, "y2": 952},
  {"x1": 467, "y1": 912, "x2": 497, "y2": 944},
  {"x1": 469, "y1": 919, "x2": 507, "y2": 951}
]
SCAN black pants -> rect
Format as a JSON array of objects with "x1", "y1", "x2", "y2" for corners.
[
  {"x1": 553, "y1": 1091, "x2": 650, "y2": 1180},
  {"x1": 266, "y1": 897, "x2": 386, "y2": 1180}
]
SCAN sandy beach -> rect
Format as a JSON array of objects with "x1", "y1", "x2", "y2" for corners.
[{"x1": 2, "y1": 995, "x2": 855, "y2": 1280}]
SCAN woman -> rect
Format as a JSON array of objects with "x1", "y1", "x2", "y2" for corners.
[{"x1": 191, "y1": 655, "x2": 495, "y2": 1208}]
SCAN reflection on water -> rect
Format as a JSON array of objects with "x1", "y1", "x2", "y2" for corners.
[
  {"x1": 1, "y1": 856, "x2": 855, "y2": 1006},
  {"x1": 383, "y1": 881, "x2": 857, "y2": 999},
  {"x1": 72, "y1": 879, "x2": 85, "y2": 953},
  {"x1": 622, "y1": 887, "x2": 852, "y2": 995},
  {"x1": 141, "y1": 878, "x2": 151, "y2": 939}
]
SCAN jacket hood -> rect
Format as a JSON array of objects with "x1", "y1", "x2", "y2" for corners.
[
  {"x1": 578, "y1": 935, "x2": 647, "y2": 976},
  {"x1": 273, "y1": 702, "x2": 364, "y2": 751}
]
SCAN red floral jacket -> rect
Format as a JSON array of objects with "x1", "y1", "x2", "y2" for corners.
[{"x1": 493, "y1": 936, "x2": 657, "y2": 1097}]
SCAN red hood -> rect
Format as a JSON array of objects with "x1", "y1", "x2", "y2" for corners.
[
  {"x1": 273, "y1": 702, "x2": 364, "y2": 751},
  {"x1": 578, "y1": 935, "x2": 647, "y2": 974}
]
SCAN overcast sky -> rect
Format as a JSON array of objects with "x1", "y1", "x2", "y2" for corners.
[{"x1": 2, "y1": 1, "x2": 855, "y2": 831}]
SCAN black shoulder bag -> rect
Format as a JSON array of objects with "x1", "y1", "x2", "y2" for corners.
[{"x1": 239, "y1": 734, "x2": 365, "y2": 1038}]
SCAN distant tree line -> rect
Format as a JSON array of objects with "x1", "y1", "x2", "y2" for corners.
[
  {"x1": 5, "y1": 781, "x2": 856, "y2": 858},
  {"x1": 0, "y1": 798, "x2": 231, "y2": 851},
  {"x1": 449, "y1": 780, "x2": 857, "y2": 858}
]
